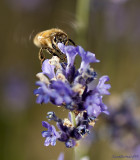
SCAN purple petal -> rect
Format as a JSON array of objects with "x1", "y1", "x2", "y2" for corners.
[
  {"x1": 57, "y1": 43, "x2": 66, "y2": 53},
  {"x1": 100, "y1": 100, "x2": 109, "y2": 115},
  {"x1": 44, "y1": 137, "x2": 51, "y2": 146},
  {"x1": 43, "y1": 95, "x2": 50, "y2": 103},
  {"x1": 35, "y1": 81, "x2": 49, "y2": 93},
  {"x1": 63, "y1": 96, "x2": 72, "y2": 104},
  {"x1": 42, "y1": 121, "x2": 51, "y2": 130},
  {"x1": 51, "y1": 125, "x2": 60, "y2": 138},
  {"x1": 58, "y1": 43, "x2": 78, "y2": 66},
  {"x1": 87, "y1": 104, "x2": 101, "y2": 117},
  {"x1": 36, "y1": 95, "x2": 43, "y2": 104},
  {"x1": 84, "y1": 93, "x2": 100, "y2": 109},
  {"x1": 91, "y1": 93, "x2": 101, "y2": 105},
  {"x1": 103, "y1": 110, "x2": 110, "y2": 115},
  {"x1": 54, "y1": 96, "x2": 63, "y2": 105},
  {"x1": 42, "y1": 131, "x2": 51, "y2": 137},
  {"x1": 34, "y1": 88, "x2": 43, "y2": 95},
  {"x1": 42, "y1": 59, "x2": 55, "y2": 79},
  {"x1": 51, "y1": 136, "x2": 57, "y2": 146},
  {"x1": 77, "y1": 46, "x2": 100, "y2": 72},
  {"x1": 96, "y1": 75, "x2": 111, "y2": 95},
  {"x1": 50, "y1": 80, "x2": 73, "y2": 105},
  {"x1": 65, "y1": 46, "x2": 78, "y2": 66}
]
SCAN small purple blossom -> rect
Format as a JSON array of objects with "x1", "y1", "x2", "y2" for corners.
[
  {"x1": 34, "y1": 43, "x2": 111, "y2": 148},
  {"x1": 103, "y1": 92, "x2": 140, "y2": 152},
  {"x1": 42, "y1": 121, "x2": 60, "y2": 146},
  {"x1": 84, "y1": 93, "x2": 101, "y2": 117},
  {"x1": 96, "y1": 76, "x2": 111, "y2": 95},
  {"x1": 77, "y1": 46, "x2": 100, "y2": 73},
  {"x1": 65, "y1": 139, "x2": 76, "y2": 148}
]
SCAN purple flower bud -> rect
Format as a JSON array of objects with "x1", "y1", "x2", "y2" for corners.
[{"x1": 65, "y1": 139, "x2": 76, "y2": 148}]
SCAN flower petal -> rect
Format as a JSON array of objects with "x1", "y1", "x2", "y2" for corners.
[
  {"x1": 96, "y1": 75, "x2": 111, "y2": 95},
  {"x1": 42, "y1": 59, "x2": 55, "y2": 79},
  {"x1": 77, "y1": 46, "x2": 100, "y2": 72}
]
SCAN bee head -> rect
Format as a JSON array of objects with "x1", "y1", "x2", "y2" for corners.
[{"x1": 53, "y1": 33, "x2": 68, "y2": 45}]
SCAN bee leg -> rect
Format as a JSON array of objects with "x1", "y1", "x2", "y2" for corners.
[
  {"x1": 46, "y1": 48, "x2": 59, "y2": 57},
  {"x1": 46, "y1": 48, "x2": 66, "y2": 61},
  {"x1": 68, "y1": 38, "x2": 76, "y2": 46},
  {"x1": 39, "y1": 48, "x2": 46, "y2": 64},
  {"x1": 52, "y1": 43, "x2": 63, "y2": 55}
]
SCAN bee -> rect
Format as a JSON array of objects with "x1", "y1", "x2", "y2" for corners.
[{"x1": 33, "y1": 28, "x2": 76, "y2": 64}]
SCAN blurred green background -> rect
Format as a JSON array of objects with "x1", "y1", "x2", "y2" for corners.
[{"x1": 0, "y1": 0, "x2": 140, "y2": 160}]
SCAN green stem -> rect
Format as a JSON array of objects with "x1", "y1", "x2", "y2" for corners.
[
  {"x1": 74, "y1": 144, "x2": 80, "y2": 160},
  {"x1": 76, "y1": 0, "x2": 91, "y2": 48},
  {"x1": 70, "y1": 111, "x2": 80, "y2": 160},
  {"x1": 70, "y1": 111, "x2": 76, "y2": 127},
  {"x1": 74, "y1": 0, "x2": 91, "y2": 157}
]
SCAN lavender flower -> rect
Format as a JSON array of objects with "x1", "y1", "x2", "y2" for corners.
[
  {"x1": 57, "y1": 152, "x2": 90, "y2": 160},
  {"x1": 42, "y1": 121, "x2": 60, "y2": 146},
  {"x1": 95, "y1": 91, "x2": 140, "y2": 153},
  {"x1": 106, "y1": 92, "x2": 140, "y2": 152},
  {"x1": 34, "y1": 43, "x2": 111, "y2": 148}
]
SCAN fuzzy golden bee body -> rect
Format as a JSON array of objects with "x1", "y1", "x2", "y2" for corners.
[{"x1": 33, "y1": 28, "x2": 76, "y2": 64}]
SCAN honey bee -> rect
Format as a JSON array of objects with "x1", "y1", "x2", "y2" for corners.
[{"x1": 33, "y1": 28, "x2": 76, "y2": 64}]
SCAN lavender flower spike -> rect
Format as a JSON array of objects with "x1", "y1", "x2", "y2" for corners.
[{"x1": 34, "y1": 43, "x2": 111, "y2": 148}]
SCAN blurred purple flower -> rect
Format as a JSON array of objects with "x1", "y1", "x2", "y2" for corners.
[
  {"x1": 104, "y1": 1, "x2": 129, "y2": 41},
  {"x1": 98, "y1": 92, "x2": 140, "y2": 152},
  {"x1": 6, "y1": 0, "x2": 47, "y2": 11},
  {"x1": 57, "y1": 152, "x2": 90, "y2": 160},
  {"x1": 57, "y1": 153, "x2": 64, "y2": 160},
  {"x1": 3, "y1": 70, "x2": 30, "y2": 111}
]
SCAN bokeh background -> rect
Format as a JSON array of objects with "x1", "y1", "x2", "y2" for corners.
[{"x1": 0, "y1": 0, "x2": 140, "y2": 160}]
